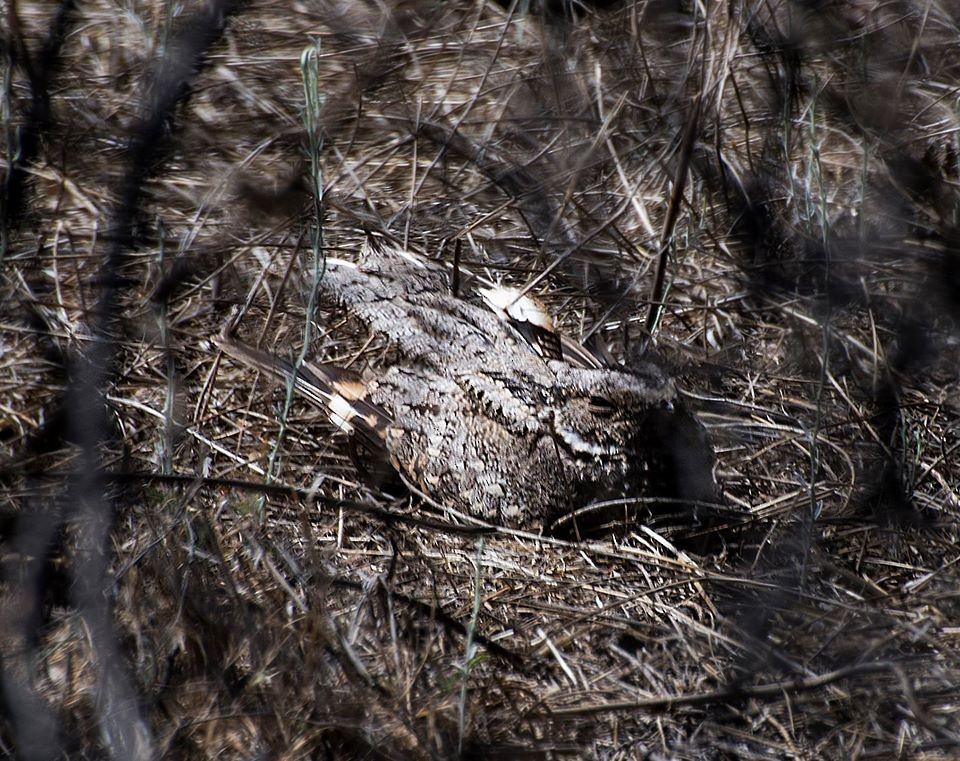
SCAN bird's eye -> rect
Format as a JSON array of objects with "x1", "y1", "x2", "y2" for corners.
[{"x1": 588, "y1": 395, "x2": 616, "y2": 415}]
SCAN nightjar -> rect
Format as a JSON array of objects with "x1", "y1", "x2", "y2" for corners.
[{"x1": 219, "y1": 241, "x2": 715, "y2": 528}]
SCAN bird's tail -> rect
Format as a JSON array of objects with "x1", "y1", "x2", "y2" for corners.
[{"x1": 216, "y1": 331, "x2": 393, "y2": 464}]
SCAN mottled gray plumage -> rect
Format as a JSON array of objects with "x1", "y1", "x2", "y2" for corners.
[{"x1": 220, "y1": 242, "x2": 712, "y2": 527}]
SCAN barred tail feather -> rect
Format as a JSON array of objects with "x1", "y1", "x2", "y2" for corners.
[{"x1": 216, "y1": 334, "x2": 391, "y2": 456}]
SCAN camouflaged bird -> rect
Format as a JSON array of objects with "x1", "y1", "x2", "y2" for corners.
[{"x1": 219, "y1": 241, "x2": 714, "y2": 528}]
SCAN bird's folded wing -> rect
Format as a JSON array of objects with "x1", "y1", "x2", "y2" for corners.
[{"x1": 478, "y1": 285, "x2": 609, "y2": 369}]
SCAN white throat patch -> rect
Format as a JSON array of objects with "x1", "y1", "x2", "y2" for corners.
[{"x1": 557, "y1": 427, "x2": 619, "y2": 457}]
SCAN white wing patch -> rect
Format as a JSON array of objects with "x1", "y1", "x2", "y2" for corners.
[{"x1": 479, "y1": 286, "x2": 555, "y2": 331}]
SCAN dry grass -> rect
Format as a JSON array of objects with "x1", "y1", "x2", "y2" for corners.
[{"x1": 2, "y1": 0, "x2": 960, "y2": 758}]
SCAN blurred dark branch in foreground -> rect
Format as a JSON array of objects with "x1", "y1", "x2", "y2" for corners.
[
  {"x1": 1, "y1": 0, "x2": 76, "y2": 251},
  {"x1": 2, "y1": 2, "x2": 243, "y2": 759},
  {"x1": 713, "y1": 2, "x2": 960, "y2": 532}
]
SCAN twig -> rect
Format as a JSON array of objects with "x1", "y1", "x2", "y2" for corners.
[
  {"x1": 644, "y1": 93, "x2": 702, "y2": 338},
  {"x1": 545, "y1": 661, "x2": 895, "y2": 717}
]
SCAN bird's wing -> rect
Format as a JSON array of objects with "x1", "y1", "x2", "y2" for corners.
[{"x1": 478, "y1": 285, "x2": 609, "y2": 369}]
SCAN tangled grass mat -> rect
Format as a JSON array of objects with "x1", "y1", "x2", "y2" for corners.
[{"x1": 2, "y1": 1, "x2": 959, "y2": 758}]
